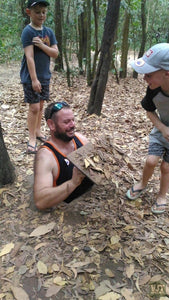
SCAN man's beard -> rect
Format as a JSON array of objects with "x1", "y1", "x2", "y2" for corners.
[{"x1": 54, "y1": 131, "x2": 74, "y2": 142}]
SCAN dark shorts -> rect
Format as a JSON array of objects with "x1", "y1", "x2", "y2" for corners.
[
  {"x1": 148, "y1": 142, "x2": 169, "y2": 163},
  {"x1": 23, "y1": 84, "x2": 49, "y2": 104}
]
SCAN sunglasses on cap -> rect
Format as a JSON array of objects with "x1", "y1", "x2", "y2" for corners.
[{"x1": 49, "y1": 101, "x2": 69, "y2": 119}]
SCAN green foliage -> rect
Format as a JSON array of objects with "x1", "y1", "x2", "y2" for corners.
[
  {"x1": 0, "y1": 0, "x2": 168, "y2": 65},
  {"x1": 0, "y1": 0, "x2": 23, "y2": 62}
]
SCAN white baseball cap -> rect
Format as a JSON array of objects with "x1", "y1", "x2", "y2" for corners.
[{"x1": 130, "y1": 43, "x2": 169, "y2": 74}]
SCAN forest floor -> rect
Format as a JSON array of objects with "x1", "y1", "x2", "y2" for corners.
[{"x1": 0, "y1": 63, "x2": 169, "y2": 300}]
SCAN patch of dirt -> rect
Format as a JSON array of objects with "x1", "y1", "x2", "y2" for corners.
[{"x1": 0, "y1": 62, "x2": 169, "y2": 300}]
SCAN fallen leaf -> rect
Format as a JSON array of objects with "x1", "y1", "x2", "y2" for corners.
[
  {"x1": 37, "y1": 260, "x2": 48, "y2": 274},
  {"x1": 110, "y1": 235, "x2": 120, "y2": 245},
  {"x1": 6, "y1": 266, "x2": 15, "y2": 275},
  {"x1": 105, "y1": 268, "x2": 115, "y2": 278},
  {"x1": 52, "y1": 263, "x2": 60, "y2": 272},
  {"x1": 0, "y1": 243, "x2": 14, "y2": 257},
  {"x1": 45, "y1": 285, "x2": 62, "y2": 297},
  {"x1": 94, "y1": 280, "x2": 111, "y2": 298},
  {"x1": 150, "y1": 275, "x2": 162, "y2": 282},
  {"x1": 126, "y1": 264, "x2": 134, "y2": 279},
  {"x1": 53, "y1": 276, "x2": 67, "y2": 286},
  {"x1": 11, "y1": 286, "x2": 29, "y2": 300},
  {"x1": 139, "y1": 274, "x2": 151, "y2": 285},
  {"x1": 121, "y1": 287, "x2": 135, "y2": 300},
  {"x1": 98, "y1": 291, "x2": 120, "y2": 300},
  {"x1": 84, "y1": 158, "x2": 90, "y2": 168},
  {"x1": 66, "y1": 259, "x2": 91, "y2": 268},
  {"x1": 29, "y1": 222, "x2": 56, "y2": 237},
  {"x1": 34, "y1": 242, "x2": 47, "y2": 250}
]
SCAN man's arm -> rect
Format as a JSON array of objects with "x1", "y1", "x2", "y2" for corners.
[
  {"x1": 24, "y1": 45, "x2": 42, "y2": 92},
  {"x1": 147, "y1": 111, "x2": 169, "y2": 142},
  {"x1": 34, "y1": 148, "x2": 85, "y2": 210}
]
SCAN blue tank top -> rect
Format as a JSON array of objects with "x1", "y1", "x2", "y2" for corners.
[{"x1": 43, "y1": 135, "x2": 93, "y2": 203}]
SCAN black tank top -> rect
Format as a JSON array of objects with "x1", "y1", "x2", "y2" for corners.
[{"x1": 43, "y1": 135, "x2": 93, "y2": 203}]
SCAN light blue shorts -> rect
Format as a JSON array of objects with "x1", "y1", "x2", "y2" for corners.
[{"x1": 148, "y1": 142, "x2": 169, "y2": 163}]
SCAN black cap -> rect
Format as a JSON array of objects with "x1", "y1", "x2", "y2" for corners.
[{"x1": 27, "y1": 0, "x2": 49, "y2": 8}]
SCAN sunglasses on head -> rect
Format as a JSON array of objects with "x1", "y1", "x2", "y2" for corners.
[{"x1": 49, "y1": 101, "x2": 69, "y2": 119}]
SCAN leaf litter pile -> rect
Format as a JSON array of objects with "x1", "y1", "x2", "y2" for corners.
[{"x1": 0, "y1": 63, "x2": 169, "y2": 300}]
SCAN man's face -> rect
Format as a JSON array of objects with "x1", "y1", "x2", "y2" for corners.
[{"x1": 53, "y1": 109, "x2": 75, "y2": 142}]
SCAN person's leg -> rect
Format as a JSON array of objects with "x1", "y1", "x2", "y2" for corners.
[
  {"x1": 27, "y1": 102, "x2": 40, "y2": 150},
  {"x1": 35, "y1": 100, "x2": 45, "y2": 139},
  {"x1": 126, "y1": 155, "x2": 160, "y2": 199},
  {"x1": 135, "y1": 155, "x2": 159, "y2": 189},
  {"x1": 159, "y1": 160, "x2": 169, "y2": 198},
  {"x1": 151, "y1": 160, "x2": 169, "y2": 213},
  {"x1": 35, "y1": 85, "x2": 49, "y2": 141}
]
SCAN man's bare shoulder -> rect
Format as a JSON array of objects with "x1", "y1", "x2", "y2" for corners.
[
  {"x1": 75, "y1": 132, "x2": 89, "y2": 145},
  {"x1": 35, "y1": 146, "x2": 55, "y2": 165}
]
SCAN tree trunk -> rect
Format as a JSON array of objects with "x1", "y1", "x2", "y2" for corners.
[
  {"x1": 86, "y1": 0, "x2": 92, "y2": 86},
  {"x1": 120, "y1": 8, "x2": 130, "y2": 78},
  {"x1": 0, "y1": 123, "x2": 15, "y2": 187},
  {"x1": 91, "y1": 0, "x2": 99, "y2": 80},
  {"x1": 77, "y1": 9, "x2": 87, "y2": 74},
  {"x1": 133, "y1": 0, "x2": 147, "y2": 78},
  {"x1": 19, "y1": 0, "x2": 29, "y2": 32},
  {"x1": 54, "y1": 0, "x2": 64, "y2": 71},
  {"x1": 87, "y1": 0, "x2": 121, "y2": 115}
]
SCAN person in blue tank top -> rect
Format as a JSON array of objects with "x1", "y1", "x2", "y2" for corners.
[
  {"x1": 34, "y1": 102, "x2": 93, "y2": 210},
  {"x1": 126, "y1": 43, "x2": 169, "y2": 214},
  {"x1": 20, "y1": 0, "x2": 58, "y2": 154}
]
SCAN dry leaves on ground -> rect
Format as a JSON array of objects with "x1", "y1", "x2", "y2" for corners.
[{"x1": 0, "y1": 63, "x2": 169, "y2": 300}]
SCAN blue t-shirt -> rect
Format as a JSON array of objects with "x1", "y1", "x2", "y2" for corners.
[{"x1": 20, "y1": 25, "x2": 57, "y2": 84}]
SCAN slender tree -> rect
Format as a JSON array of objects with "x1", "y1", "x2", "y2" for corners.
[
  {"x1": 91, "y1": 0, "x2": 99, "y2": 80},
  {"x1": 86, "y1": 0, "x2": 92, "y2": 85},
  {"x1": 77, "y1": 3, "x2": 88, "y2": 74},
  {"x1": 54, "y1": 0, "x2": 64, "y2": 71},
  {"x1": 120, "y1": 3, "x2": 130, "y2": 78},
  {"x1": 87, "y1": 0, "x2": 121, "y2": 115},
  {"x1": 133, "y1": 0, "x2": 147, "y2": 78}
]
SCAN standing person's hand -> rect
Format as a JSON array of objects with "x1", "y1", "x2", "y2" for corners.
[
  {"x1": 32, "y1": 36, "x2": 44, "y2": 47},
  {"x1": 32, "y1": 78, "x2": 42, "y2": 93},
  {"x1": 161, "y1": 126, "x2": 169, "y2": 142}
]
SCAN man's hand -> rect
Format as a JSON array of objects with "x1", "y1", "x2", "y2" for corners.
[{"x1": 72, "y1": 167, "x2": 85, "y2": 186}]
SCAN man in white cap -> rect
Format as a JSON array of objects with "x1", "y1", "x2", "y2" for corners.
[{"x1": 126, "y1": 43, "x2": 169, "y2": 214}]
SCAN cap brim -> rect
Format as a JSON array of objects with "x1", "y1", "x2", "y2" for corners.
[
  {"x1": 130, "y1": 59, "x2": 160, "y2": 74},
  {"x1": 30, "y1": 1, "x2": 49, "y2": 7}
]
